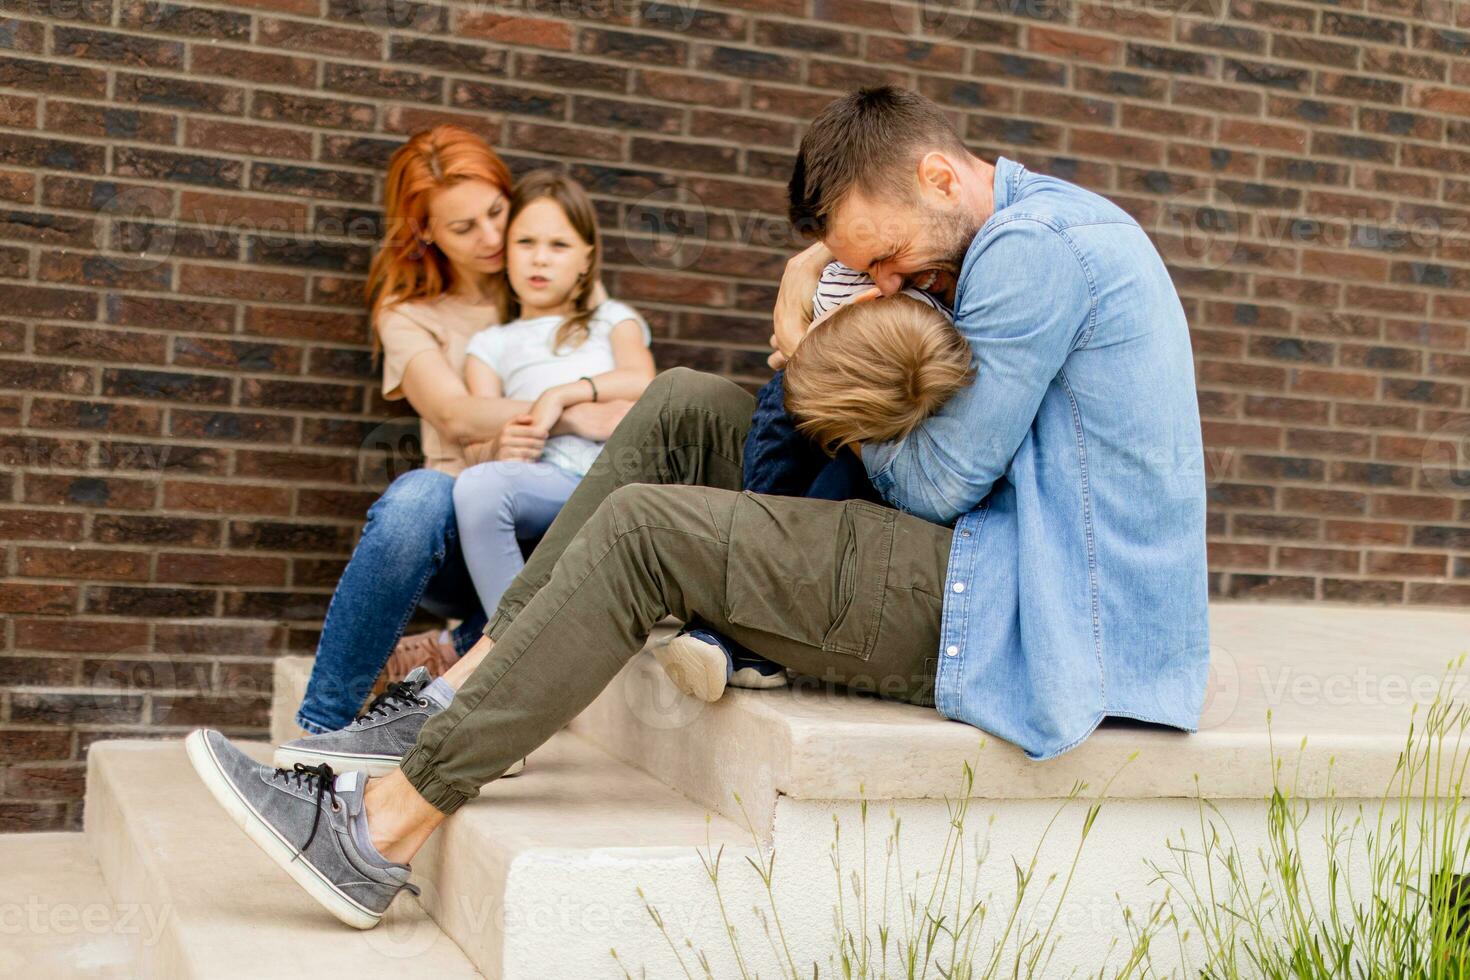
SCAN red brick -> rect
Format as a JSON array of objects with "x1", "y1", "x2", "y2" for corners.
[
  {"x1": 1367, "y1": 551, "x2": 1449, "y2": 575},
  {"x1": 1326, "y1": 520, "x2": 1410, "y2": 546},
  {"x1": 13, "y1": 619, "x2": 150, "y2": 653},
  {"x1": 1370, "y1": 494, "x2": 1457, "y2": 520},
  {"x1": 1027, "y1": 26, "x2": 1121, "y2": 63},
  {"x1": 455, "y1": 13, "x2": 573, "y2": 49},
  {"x1": 1277, "y1": 547, "x2": 1361, "y2": 573},
  {"x1": 18, "y1": 547, "x2": 150, "y2": 581},
  {"x1": 0, "y1": 584, "x2": 76, "y2": 615},
  {"x1": 156, "y1": 552, "x2": 288, "y2": 586}
]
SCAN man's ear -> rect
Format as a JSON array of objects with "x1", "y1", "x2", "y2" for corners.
[{"x1": 917, "y1": 151, "x2": 962, "y2": 204}]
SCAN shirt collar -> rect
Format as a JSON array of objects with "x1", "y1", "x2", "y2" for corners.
[{"x1": 990, "y1": 155, "x2": 1020, "y2": 215}]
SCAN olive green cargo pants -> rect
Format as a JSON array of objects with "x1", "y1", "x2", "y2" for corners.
[{"x1": 399, "y1": 367, "x2": 954, "y2": 813}]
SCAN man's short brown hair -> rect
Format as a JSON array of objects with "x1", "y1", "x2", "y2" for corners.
[{"x1": 788, "y1": 86, "x2": 969, "y2": 239}]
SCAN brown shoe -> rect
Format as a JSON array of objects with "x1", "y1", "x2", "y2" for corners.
[{"x1": 371, "y1": 628, "x2": 458, "y2": 699}]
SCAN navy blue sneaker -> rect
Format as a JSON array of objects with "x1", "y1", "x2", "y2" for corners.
[{"x1": 652, "y1": 628, "x2": 788, "y2": 702}]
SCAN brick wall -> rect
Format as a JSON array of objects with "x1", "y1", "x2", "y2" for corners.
[{"x1": 2, "y1": 0, "x2": 1469, "y2": 830}]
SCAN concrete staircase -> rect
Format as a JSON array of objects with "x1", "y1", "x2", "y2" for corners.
[{"x1": 11, "y1": 602, "x2": 1470, "y2": 976}]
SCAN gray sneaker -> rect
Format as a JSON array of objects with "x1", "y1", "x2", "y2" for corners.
[
  {"x1": 185, "y1": 728, "x2": 417, "y2": 930},
  {"x1": 275, "y1": 666, "x2": 526, "y2": 778}
]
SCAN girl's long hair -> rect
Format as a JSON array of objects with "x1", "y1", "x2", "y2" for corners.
[
  {"x1": 503, "y1": 169, "x2": 602, "y2": 354},
  {"x1": 364, "y1": 124, "x2": 514, "y2": 351}
]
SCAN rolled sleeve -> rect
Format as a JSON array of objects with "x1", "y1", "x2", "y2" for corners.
[{"x1": 860, "y1": 218, "x2": 1095, "y2": 525}]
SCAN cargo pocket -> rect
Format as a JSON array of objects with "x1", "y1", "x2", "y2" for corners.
[{"x1": 724, "y1": 492, "x2": 895, "y2": 662}]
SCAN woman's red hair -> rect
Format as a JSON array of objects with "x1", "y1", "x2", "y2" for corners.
[{"x1": 364, "y1": 124, "x2": 514, "y2": 349}]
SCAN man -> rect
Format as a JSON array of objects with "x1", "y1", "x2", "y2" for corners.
[{"x1": 185, "y1": 86, "x2": 1210, "y2": 929}]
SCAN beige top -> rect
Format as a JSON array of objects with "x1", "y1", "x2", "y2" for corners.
[{"x1": 376, "y1": 292, "x2": 502, "y2": 476}]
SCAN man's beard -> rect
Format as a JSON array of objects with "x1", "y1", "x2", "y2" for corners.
[{"x1": 925, "y1": 201, "x2": 983, "y2": 277}]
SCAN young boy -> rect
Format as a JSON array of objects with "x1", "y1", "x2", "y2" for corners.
[{"x1": 653, "y1": 262, "x2": 973, "y2": 701}]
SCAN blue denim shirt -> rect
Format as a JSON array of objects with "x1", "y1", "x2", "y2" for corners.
[{"x1": 861, "y1": 156, "x2": 1211, "y2": 761}]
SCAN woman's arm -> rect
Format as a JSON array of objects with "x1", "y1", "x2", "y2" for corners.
[{"x1": 398, "y1": 350, "x2": 534, "y2": 445}]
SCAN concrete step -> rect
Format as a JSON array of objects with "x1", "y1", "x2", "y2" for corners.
[
  {"x1": 87, "y1": 734, "x2": 757, "y2": 979},
  {"x1": 573, "y1": 602, "x2": 1470, "y2": 834},
  {"x1": 263, "y1": 603, "x2": 1470, "y2": 973},
  {"x1": 0, "y1": 832, "x2": 135, "y2": 978},
  {"x1": 274, "y1": 603, "x2": 1470, "y2": 838},
  {"x1": 412, "y1": 727, "x2": 757, "y2": 978},
  {"x1": 85, "y1": 739, "x2": 483, "y2": 979}
]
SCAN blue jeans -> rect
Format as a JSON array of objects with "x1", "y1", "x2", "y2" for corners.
[{"x1": 296, "y1": 469, "x2": 488, "y2": 733}]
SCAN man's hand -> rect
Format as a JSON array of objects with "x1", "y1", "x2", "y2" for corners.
[
  {"x1": 770, "y1": 240, "x2": 833, "y2": 368},
  {"x1": 491, "y1": 415, "x2": 547, "y2": 462},
  {"x1": 767, "y1": 282, "x2": 879, "y2": 371},
  {"x1": 560, "y1": 400, "x2": 633, "y2": 442}
]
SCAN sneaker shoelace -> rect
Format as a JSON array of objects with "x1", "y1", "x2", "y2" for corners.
[
  {"x1": 273, "y1": 761, "x2": 338, "y2": 856},
  {"x1": 355, "y1": 679, "x2": 427, "y2": 726}
]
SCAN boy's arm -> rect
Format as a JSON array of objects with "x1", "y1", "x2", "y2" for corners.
[{"x1": 859, "y1": 219, "x2": 1093, "y2": 525}]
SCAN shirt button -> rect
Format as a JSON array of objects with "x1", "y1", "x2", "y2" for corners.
[
  {"x1": 961, "y1": 530, "x2": 971, "y2": 537},
  {"x1": 945, "y1": 645, "x2": 959, "y2": 657},
  {"x1": 952, "y1": 582, "x2": 965, "y2": 593}
]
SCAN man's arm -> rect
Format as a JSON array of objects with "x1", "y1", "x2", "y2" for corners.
[{"x1": 860, "y1": 218, "x2": 1094, "y2": 525}]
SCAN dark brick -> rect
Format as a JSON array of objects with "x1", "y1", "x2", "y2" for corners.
[
  {"x1": 579, "y1": 27, "x2": 687, "y2": 64},
  {"x1": 450, "y1": 81, "x2": 565, "y2": 117},
  {"x1": 249, "y1": 163, "x2": 374, "y2": 202},
  {"x1": 118, "y1": 0, "x2": 252, "y2": 39},
  {"x1": 169, "y1": 409, "x2": 295, "y2": 443},
  {"x1": 0, "y1": 54, "x2": 106, "y2": 97},
  {"x1": 101, "y1": 368, "x2": 232, "y2": 405},
  {"x1": 115, "y1": 72, "x2": 244, "y2": 114},
  {"x1": 93, "y1": 514, "x2": 220, "y2": 546},
  {"x1": 251, "y1": 91, "x2": 377, "y2": 131},
  {"x1": 52, "y1": 26, "x2": 185, "y2": 68},
  {"x1": 0, "y1": 134, "x2": 105, "y2": 172},
  {"x1": 694, "y1": 44, "x2": 800, "y2": 82},
  {"x1": 389, "y1": 36, "x2": 505, "y2": 76},
  {"x1": 85, "y1": 585, "x2": 216, "y2": 617},
  {"x1": 323, "y1": 63, "x2": 443, "y2": 102},
  {"x1": 1224, "y1": 58, "x2": 1309, "y2": 90}
]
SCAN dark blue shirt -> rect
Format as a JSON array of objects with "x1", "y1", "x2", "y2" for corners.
[{"x1": 742, "y1": 370, "x2": 884, "y2": 505}]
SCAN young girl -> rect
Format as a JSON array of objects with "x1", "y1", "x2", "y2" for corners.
[{"x1": 452, "y1": 170, "x2": 656, "y2": 613}]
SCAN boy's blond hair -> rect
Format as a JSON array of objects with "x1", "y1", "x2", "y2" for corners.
[{"x1": 783, "y1": 294, "x2": 974, "y2": 456}]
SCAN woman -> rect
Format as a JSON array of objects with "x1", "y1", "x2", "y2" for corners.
[{"x1": 295, "y1": 125, "x2": 632, "y2": 735}]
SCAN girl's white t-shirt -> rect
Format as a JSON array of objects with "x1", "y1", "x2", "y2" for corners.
[{"x1": 464, "y1": 299, "x2": 652, "y2": 477}]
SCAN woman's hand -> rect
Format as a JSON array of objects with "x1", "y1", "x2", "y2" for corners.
[
  {"x1": 490, "y1": 415, "x2": 547, "y2": 462},
  {"x1": 560, "y1": 400, "x2": 633, "y2": 442},
  {"x1": 769, "y1": 240, "x2": 834, "y2": 369}
]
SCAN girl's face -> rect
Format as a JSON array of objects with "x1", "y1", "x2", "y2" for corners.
[
  {"x1": 425, "y1": 179, "x2": 509, "y2": 281},
  {"x1": 505, "y1": 196, "x2": 593, "y2": 311}
]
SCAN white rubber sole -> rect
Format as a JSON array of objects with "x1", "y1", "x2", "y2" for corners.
[
  {"x1": 272, "y1": 745, "x2": 528, "y2": 780},
  {"x1": 272, "y1": 745, "x2": 400, "y2": 777},
  {"x1": 652, "y1": 634, "x2": 728, "y2": 702},
  {"x1": 730, "y1": 665, "x2": 791, "y2": 690},
  {"x1": 185, "y1": 730, "x2": 382, "y2": 930}
]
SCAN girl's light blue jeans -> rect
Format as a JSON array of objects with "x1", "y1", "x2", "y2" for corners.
[
  {"x1": 296, "y1": 468, "x2": 489, "y2": 734},
  {"x1": 452, "y1": 460, "x2": 581, "y2": 615}
]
